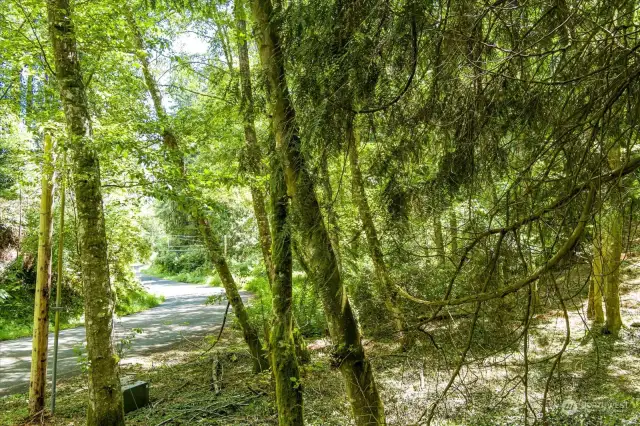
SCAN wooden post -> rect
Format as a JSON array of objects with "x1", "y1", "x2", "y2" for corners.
[{"x1": 29, "y1": 133, "x2": 55, "y2": 414}]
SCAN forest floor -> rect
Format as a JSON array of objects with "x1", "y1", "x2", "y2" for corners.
[{"x1": 2, "y1": 266, "x2": 640, "y2": 425}]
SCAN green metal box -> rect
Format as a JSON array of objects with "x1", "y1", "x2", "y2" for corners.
[{"x1": 122, "y1": 381, "x2": 149, "y2": 413}]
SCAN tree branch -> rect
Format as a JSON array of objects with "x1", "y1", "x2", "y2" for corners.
[{"x1": 398, "y1": 185, "x2": 596, "y2": 308}]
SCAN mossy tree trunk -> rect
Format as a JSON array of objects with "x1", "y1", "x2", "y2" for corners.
[
  {"x1": 233, "y1": 0, "x2": 310, "y2": 364},
  {"x1": 199, "y1": 218, "x2": 269, "y2": 372},
  {"x1": 433, "y1": 214, "x2": 445, "y2": 265},
  {"x1": 320, "y1": 152, "x2": 342, "y2": 271},
  {"x1": 348, "y1": 119, "x2": 407, "y2": 347},
  {"x1": 233, "y1": 0, "x2": 275, "y2": 286},
  {"x1": 589, "y1": 145, "x2": 624, "y2": 334},
  {"x1": 250, "y1": 0, "x2": 385, "y2": 423},
  {"x1": 124, "y1": 9, "x2": 183, "y2": 169},
  {"x1": 126, "y1": 9, "x2": 268, "y2": 372},
  {"x1": 603, "y1": 145, "x2": 623, "y2": 334},
  {"x1": 47, "y1": 1, "x2": 125, "y2": 423},
  {"x1": 29, "y1": 133, "x2": 55, "y2": 414},
  {"x1": 269, "y1": 155, "x2": 304, "y2": 424},
  {"x1": 588, "y1": 243, "x2": 605, "y2": 323}
]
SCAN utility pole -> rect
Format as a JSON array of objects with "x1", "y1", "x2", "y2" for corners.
[{"x1": 29, "y1": 133, "x2": 55, "y2": 414}]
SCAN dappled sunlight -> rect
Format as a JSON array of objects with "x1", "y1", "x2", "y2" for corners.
[
  {"x1": 3, "y1": 0, "x2": 640, "y2": 424},
  {"x1": 370, "y1": 269, "x2": 640, "y2": 424}
]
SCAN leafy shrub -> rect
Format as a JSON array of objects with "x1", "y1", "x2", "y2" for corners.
[
  {"x1": 0, "y1": 256, "x2": 84, "y2": 340},
  {"x1": 115, "y1": 283, "x2": 164, "y2": 316},
  {"x1": 153, "y1": 246, "x2": 210, "y2": 275}
]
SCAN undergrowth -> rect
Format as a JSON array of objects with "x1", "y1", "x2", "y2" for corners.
[
  {"x1": 0, "y1": 279, "x2": 163, "y2": 341},
  {"x1": 114, "y1": 286, "x2": 164, "y2": 317},
  {"x1": 3, "y1": 324, "x2": 639, "y2": 426},
  {"x1": 141, "y1": 264, "x2": 216, "y2": 285},
  {"x1": 244, "y1": 272, "x2": 326, "y2": 338}
]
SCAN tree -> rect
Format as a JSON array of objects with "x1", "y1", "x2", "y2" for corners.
[
  {"x1": 269, "y1": 153, "x2": 304, "y2": 424},
  {"x1": 603, "y1": 144, "x2": 624, "y2": 335},
  {"x1": 590, "y1": 143, "x2": 624, "y2": 334},
  {"x1": 319, "y1": 152, "x2": 342, "y2": 272},
  {"x1": 588, "y1": 241, "x2": 606, "y2": 323},
  {"x1": 234, "y1": 0, "x2": 305, "y2": 415},
  {"x1": 125, "y1": 6, "x2": 268, "y2": 372},
  {"x1": 47, "y1": 0, "x2": 125, "y2": 423},
  {"x1": 249, "y1": 0, "x2": 385, "y2": 423},
  {"x1": 348, "y1": 118, "x2": 407, "y2": 348},
  {"x1": 232, "y1": 0, "x2": 310, "y2": 365},
  {"x1": 233, "y1": 0, "x2": 274, "y2": 287}
]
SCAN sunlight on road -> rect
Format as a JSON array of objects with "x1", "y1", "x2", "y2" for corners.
[{"x1": 0, "y1": 270, "x2": 241, "y2": 396}]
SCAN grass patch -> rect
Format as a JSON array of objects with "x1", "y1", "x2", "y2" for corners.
[
  {"x1": 0, "y1": 288, "x2": 162, "y2": 341},
  {"x1": 0, "y1": 320, "x2": 31, "y2": 341},
  {"x1": 141, "y1": 264, "x2": 215, "y2": 285},
  {"x1": 115, "y1": 287, "x2": 164, "y2": 317},
  {"x1": 0, "y1": 319, "x2": 83, "y2": 341}
]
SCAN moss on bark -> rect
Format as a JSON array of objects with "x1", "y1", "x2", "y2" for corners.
[
  {"x1": 250, "y1": 0, "x2": 386, "y2": 422},
  {"x1": 47, "y1": 1, "x2": 125, "y2": 423}
]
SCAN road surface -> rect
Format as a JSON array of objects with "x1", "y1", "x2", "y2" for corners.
[{"x1": 0, "y1": 270, "x2": 235, "y2": 396}]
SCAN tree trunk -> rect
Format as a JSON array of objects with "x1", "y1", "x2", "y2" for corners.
[
  {"x1": 449, "y1": 210, "x2": 458, "y2": 256},
  {"x1": 603, "y1": 145, "x2": 623, "y2": 334},
  {"x1": 348, "y1": 119, "x2": 407, "y2": 348},
  {"x1": 234, "y1": 0, "x2": 310, "y2": 364},
  {"x1": 124, "y1": 9, "x2": 183, "y2": 168},
  {"x1": 320, "y1": 153, "x2": 342, "y2": 271},
  {"x1": 269, "y1": 156, "x2": 304, "y2": 424},
  {"x1": 531, "y1": 280, "x2": 542, "y2": 313},
  {"x1": 250, "y1": 0, "x2": 385, "y2": 423},
  {"x1": 251, "y1": 187, "x2": 275, "y2": 282},
  {"x1": 29, "y1": 133, "x2": 55, "y2": 414},
  {"x1": 589, "y1": 242, "x2": 606, "y2": 323},
  {"x1": 233, "y1": 0, "x2": 275, "y2": 286},
  {"x1": 199, "y1": 218, "x2": 269, "y2": 372},
  {"x1": 47, "y1": 1, "x2": 125, "y2": 424},
  {"x1": 126, "y1": 10, "x2": 269, "y2": 370},
  {"x1": 590, "y1": 145, "x2": 624, "y2": 334},
  {"x1": 433, "y1": 214, "x2": 445, "y2": 265}
]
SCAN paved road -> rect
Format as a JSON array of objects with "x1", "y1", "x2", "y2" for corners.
[{"x1": 0, "y1": 270, "x2": 234, "y2": 396}]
